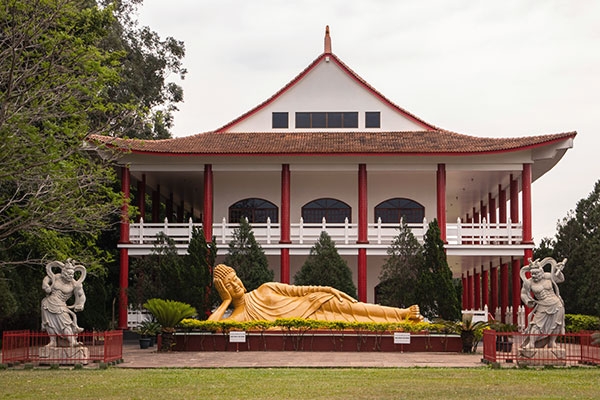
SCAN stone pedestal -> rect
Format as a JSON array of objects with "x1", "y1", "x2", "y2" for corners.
[
  {"x1": 517, "y1": 347, "x2": 566, "y2": 366},
  {"x1": 38, "y1": 345, "x2": 90, "y2": 365}
]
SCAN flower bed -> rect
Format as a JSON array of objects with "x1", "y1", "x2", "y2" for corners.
[{"x1": 172, "y1": 319, "x2": 462, "y2": 352}]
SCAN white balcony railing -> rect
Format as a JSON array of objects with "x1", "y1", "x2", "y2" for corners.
[{"x1": 128, "y1": 217, "x2": 522, "y2": 248}]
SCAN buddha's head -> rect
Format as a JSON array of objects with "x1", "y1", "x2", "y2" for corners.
[{"x1": 213, "y1": 264, "x2": 246, "y2": 300}]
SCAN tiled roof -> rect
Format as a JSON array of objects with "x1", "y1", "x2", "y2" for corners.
[{"x1": 88, "y1": 130, "x2": 576, "y2": 156}]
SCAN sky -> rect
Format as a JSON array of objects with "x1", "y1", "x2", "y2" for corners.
[{"x1": 136, "y1": 0, "x2": 600, "y2": 244}]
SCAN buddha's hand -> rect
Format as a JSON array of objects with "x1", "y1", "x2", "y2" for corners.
[
  {"x1": 332, "y1": 289, "x2": 357, "y2": 303},
  {"x1": 408, "y1": 305, "x2": 424, "y2": 321},
  {"x1": 214, "y1": 279, "x2": 231, "y2": 302}
]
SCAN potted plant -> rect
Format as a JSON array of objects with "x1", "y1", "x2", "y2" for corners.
[
  {"x1": 441, "y1": 318, "x2": 489, "y2": 353},
  {"x1": 143, "y1": 298, "x2": 197, "y2": 351},
  {"x1": 490, "y1": 321, "x2": 517, "y2": 352}
]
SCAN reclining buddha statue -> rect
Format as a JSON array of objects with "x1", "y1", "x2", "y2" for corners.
[{"x1": 208, "y1": 264, "x2": 423, "y2": 323}]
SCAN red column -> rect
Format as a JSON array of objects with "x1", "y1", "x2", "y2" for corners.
[
  {"x1": 166, "y1": 193, "x2": 173, "y2": 222},
  {"x1": 522, "y1": 164, "x2": 533, "y2": 245},
  {"x1": 474, "y1": 268, "x2": 481, "y2": 310},
  {"x1": 203, "y1": 164, "x2": 213, "y2": 242},
  {"x1": 357, "y1": 164, "x2": 368, "y2": 302},
  {"x1": 510, "y1": 175, "x2": 519, "y2": 224},
  {"x1": 152, "y1": 185, "x2": 160, "y2": 222},
  {"x1": 500, "y1": 261, "x2": 509, "y2": 323},
  {"x1": 462, "y1": 274, "x2": 468, "y2": 310},
  {"x1": 436, "y1": 164, "x2": 447, "y2": 242},
  {"x1": 480, "y1": 200, "x2": 487, "y2": 222},
  {"x1": 511, "y1": 258, "x2": 521, "y2": 324},
  {"x1": 490, "y1": 262, "x2": 498, "y2": 316},
  {"x1": 498, "y1": 185, "x2": 506, "y2": 224},
  {"x1": 467, "y1": 271, "x2": 474, "y2": 309},
  {"x1": 481, "y1": 266, "x2": 489, "y2": 309},
  {"x1": 488, "y1": 193, "x2": 496, "y2": 224},
  {"x1": 280, "y1": 164, "x2": 291, "y2": 283},
  {"x1": 137, "y1": 174, "x2": 146, "y2": 222},
  {"x1": 118, "y1": 166, "x2": 130, "y2": 330}
]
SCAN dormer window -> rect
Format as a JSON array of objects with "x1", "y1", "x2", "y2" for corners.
[
  {"x1": 365, "y1": 112, "x2": 380, "y2": 128},
  {"x1": 272, "y1": 112, "x2": 289, "y2": 128},
  {"x1": 295, "y1": 112, "x2": 358, "y2": 128}
]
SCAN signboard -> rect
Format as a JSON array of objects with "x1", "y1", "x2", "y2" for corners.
[
  {"x1": 393, "y1": 332, "x2": 411, "y2": 344},
  {"x1": 229, "y1": 331, "x2": 247, "y2": 343}
]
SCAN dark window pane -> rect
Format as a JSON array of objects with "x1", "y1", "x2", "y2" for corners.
[
  {"x1": 365, "y1": 112, "x2": 380, "y2": 128},
  {"x1": 296, "y1": 112, "x2": 310, "y2": 128},
  {"x1": 302, "y1": 198, "x2": 351, "y2": 223},
  {"x1": 272, "y1": 112, "x2": 288, "y2": 128},
  {"x1": 229, "y1": 198, "x2": 278, "y2": 223},
  {"x1": 312, "y1": 112, "x2": 326, "y2": 128},
  {"x1": 328, "y1": 112, "x2": 342, "y2": 128},
  {"x1": 343, "y1": 112, "x2": 358, "y2": 128},
  {"x1": 374, "y1": 198, "x2": 424, "y2": 223}
]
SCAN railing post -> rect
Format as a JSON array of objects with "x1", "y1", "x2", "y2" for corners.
[
  {"x1": 422, "y1": 217, "x2": 428, "y2": 241},
  {"x1": 299, "y1": 217, "x2": 304, "y2": 244},
  {"x1": 139, "y1": 217, "x2": 144, "y2": 244},
  {"x1": 221, "y1": 217, "x2": 227, "y2": 244},
  {"x1": 377, "y1": 217, "x2": 382, "y2": 244},
  {"x1": 188, "y1": 217, "x2": 193, "y2": 242},
  {"x1": 456, "y1": 217, "x2": 462, "y2": 245},
  {"x1": 507, "y1": 217, "x2": 512, "y2": 244},
  {"x1": 344, "y1": 217, "x2": 349, "y2": 244},
  {"x1": 322, "y1": 217, "x2": 326, "y2": 232},
  {"x1": 267, "y1": 217, "x2": 272, "y2": 244},
  {"x1": 164, "y1": 217, "x2": 169, "y2": 236}
]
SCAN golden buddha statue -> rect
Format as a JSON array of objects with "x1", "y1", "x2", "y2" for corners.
[{"x1": 208, "y1": 264, "x2": 423, "y2": 323}]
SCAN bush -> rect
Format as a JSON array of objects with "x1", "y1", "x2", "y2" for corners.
[{"x1": 565, "y1": 314, "x2": 600, "y2": 332}]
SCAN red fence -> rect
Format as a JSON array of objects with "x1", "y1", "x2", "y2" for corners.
[
  {"x1": 2, "y1": 330, "x2": 123, "y2": 365},
  {"x1": 483, "y1": 330, "x2": 600, "y2": 366}
]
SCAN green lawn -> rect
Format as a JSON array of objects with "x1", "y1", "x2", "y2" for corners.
[{"x1": 1, "y1": 368, "x2": 599, "y2": 399}]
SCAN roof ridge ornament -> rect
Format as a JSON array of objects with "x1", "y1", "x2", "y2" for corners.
[{"x1": 324, "y1": 25, "x2": 332, "y2": 54}]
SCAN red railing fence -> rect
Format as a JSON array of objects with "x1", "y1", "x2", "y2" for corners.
[
  {"x1": 2, "y1": 330, "x2": 123, "y2": 365},
  {"x1": 483, "y1": 330, "x2": 599, "y2": 366}
]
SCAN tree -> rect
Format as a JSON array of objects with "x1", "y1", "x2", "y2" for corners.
[
  {"x1": 184, "y1": 227, "x2": 217, "y2": 319},
  {"x1": 294, "y1": 231, "x2": 357, "y2": 299},
  {"x1": 0, "y1": 0, "x2": 123, "y2": 267},
  {"x1": 377, "y1": 220, "x2": 424, "y2": 308},
  {"x1": 224, "y1": 218, "x2": 273, "y2": 292},
  {"x1": 535, "y1": 180, "x2": 600, "y2": 316},
  {"x1": 417, "y1": 219, "x2": 460, "y2": 320},
  {"x1": 95, "y1": 0, "x2": 186, "y2": 139}
]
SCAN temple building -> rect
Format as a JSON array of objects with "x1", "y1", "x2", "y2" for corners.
[{"x1": 89, "y1": 27, "x2": 575, "y2": 329}]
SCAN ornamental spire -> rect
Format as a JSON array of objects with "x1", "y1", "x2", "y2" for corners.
[{"x1": 324, "y1": 25, "x2": 332, "y2": 53}]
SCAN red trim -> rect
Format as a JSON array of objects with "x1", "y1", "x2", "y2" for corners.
[
  {"x1": 215, "y1": 53, "x2": 436, "y2": 132},
  {"x1": 357, "y1": 164, "x2": 368, "y2": 244},
  {"x1": 522, "y1": 164, "x2": 533, "y2": 244},
  {"x1": 203, "y1": 165, "x2": 213, "y2": 242},
  {"x1": 436, "y1": 164, "x2": 446, "y2": 242}
]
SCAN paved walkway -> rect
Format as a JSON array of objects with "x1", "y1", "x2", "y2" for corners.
[{"x1": 117, "y1": 343, "x2": 486, "y2": 368}]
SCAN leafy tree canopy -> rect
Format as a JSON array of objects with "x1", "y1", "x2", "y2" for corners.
[
  {"x1": 294, "y1": 231, "x2": 357, "y2": 299},
  {"x1": 534, "y1": 180, "x2": 600, "y2": 316},
  {"x1": 224, "y1": 218, "x2": 273, "y2": 292}
]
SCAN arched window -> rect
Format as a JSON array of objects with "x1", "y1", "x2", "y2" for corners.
[
  {"x1": 302, "y1": 198, "x2": 351, "y2": 223},
  {"x1": 229, "y1": 198, "x2": 278, "y2": 223},
  {"x1": 374, "y1": 198, "x2": 424, "y2": 224}
]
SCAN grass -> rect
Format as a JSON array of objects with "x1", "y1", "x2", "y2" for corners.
[{"x1": 0, "y1": 368, "x2": 599, "y2": 399}]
